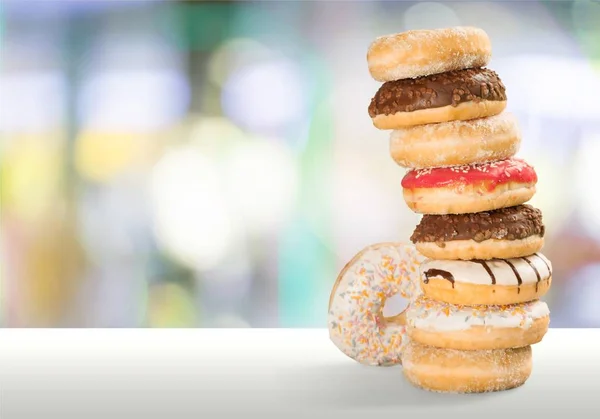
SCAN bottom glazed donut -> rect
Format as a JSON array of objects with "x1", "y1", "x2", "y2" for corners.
[{"x1": 402, "y1": 341, "x2": 532, "y2": 393}]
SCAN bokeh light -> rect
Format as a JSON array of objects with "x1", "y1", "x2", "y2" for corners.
[
  {"x1": 189, "y1": 116, "x2": 247, "y2": 153},
  {"x1": 523, "y1": 156, "x2": 572, "y2": 236},
  {"x1": 151, "y1": 146, "x2": 236, "y2": 271},
  {"x1": 496, "y1": 55, "x2": 600, "y2": 120},
  {"x1": 74, "y1": 131, "x2": 145, "y2": 183},
  {"x1": 221, "y1": 60, "x2": 307, "y2": 133},
  {"x1": 0, "y1": 72, "x2": 66, "y2": 134},
  {"x1": 1, "y1": 135, "x2": 63, "y2": 222},
  {"x1": 224, "y1": 138, "x2": 298, "y2": 234},
  {"x1": 574, "y1": 132, "x2": 600, "y2": 237},
  {"x1": 147, "y1": 282, "x2": 197, "y2": 328},
  {"x1": 2, "y1": 1, "x2": 599, "y2": 328},
  {"x1": 207, "y1": 38, "x2": 276, "y2": 87},
  {"x1": 79, "y1": 69, "x2": 190, "y2": 132}
]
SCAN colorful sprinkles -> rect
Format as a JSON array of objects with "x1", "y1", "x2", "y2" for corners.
[
  {"x1": 328, "y1": 243, "x2": 424, "y2": 366},
  {"x1": 406, "y1": 294, "x2": 550, "y2": 332}
]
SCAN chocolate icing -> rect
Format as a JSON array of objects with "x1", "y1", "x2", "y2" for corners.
[
  {"x1": 410, "y1": 205, "x2": 544, "y2": 244},
  {"x1": 368, "y1": 68, "x2": 506, "y2": 117}
]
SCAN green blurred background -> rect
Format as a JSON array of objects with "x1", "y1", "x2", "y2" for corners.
[{"x1": 1, "y1": 0, "x2": 599, "y2": 327}]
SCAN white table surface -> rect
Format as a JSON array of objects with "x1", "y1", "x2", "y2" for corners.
[{"x1": 0, "y1": 329, "x2": 598, "y2": 418}]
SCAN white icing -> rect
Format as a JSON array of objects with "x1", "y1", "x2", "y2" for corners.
[
  {"x1": 420, "y1": 253, "x2": 552, "y2": 286},
  {"x1": 406, "y1": 295, "x2": 550, "y2": 332},
  {"x1": 328, "y1": 243, "x2": 425, "y2": 366}
]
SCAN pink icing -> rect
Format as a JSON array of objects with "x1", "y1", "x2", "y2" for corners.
[{"x1": 401, "y1": 158, "x2": 537, "y2": 191}]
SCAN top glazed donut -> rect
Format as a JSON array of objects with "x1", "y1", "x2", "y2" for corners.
[{"x1": 367, "y1": 27, "x2": 492, "y2": 82}]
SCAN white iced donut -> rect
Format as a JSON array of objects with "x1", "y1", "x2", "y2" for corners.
[
  {"x1": 328, "y1": 243, "x2": 424, "y2": 366},
  {"x1": 420, "y1": 253, "x2": 552, "y2": 306},
  {"x1": 406, "y1": 295, "x2": 550, "y2": 350}
]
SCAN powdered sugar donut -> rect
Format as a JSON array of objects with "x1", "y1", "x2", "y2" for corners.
[
  {"x1": 328, "y1": 243, "x2": 424, "y2": 366},
  {"x1": 402, "y1": 158, "x2": 537, "y2": 215},
  {"x1": 389, "y1": 113, "x2": 521, "y2": 169},
  {"x1": 402, "y1": 341, "x2": 532, "y2": 393},
  {"x1": 367, "y1": 27, "x2": 491, "y2": 82},
  {"x1": 420, "y1": 253, "x2": 552, "y2": 306},
  {"x1": 406, "y1": 295, "x2": 550, "y2": 350}
]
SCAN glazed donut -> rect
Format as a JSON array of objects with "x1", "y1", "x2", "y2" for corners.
[
  {"x1": 406, "y1": 295, "x2": 549, "y2": 350},
  {"x1": 402, "y1": 158, "x2": 537, "y2": 215},
  {"x1": 389, "y1": 113, "x2": 521, "y2": 169},
  {"x1": 369, "y1": 68, "x2": 506, "y2": 129},
  {"x1": 420, "y1": 253, "x2": 552, "y2": 306},
  {"x1": 328, "y1": 243, "x2": 424, "y2": 366},
  {"x1": 367, "y1": 27, "x2": 492, "y2": 82},
  {"x1": 402, "y1": 341, "x2": 532, "y2": 393},
  {"x1": 411, "y1": 205, "x2": 545, "y2": 260}
]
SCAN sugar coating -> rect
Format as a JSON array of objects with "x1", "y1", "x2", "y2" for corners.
[
  {"x1": 328, "y1": 243, "x2": 425, "y2": 366},
  {"x1": 368, "y1": 27, "x2": 492, "y2": 81},
  {"x1": 390, "y1": 113, "x2": 518, "y2": 144},
  {"x1": 402, "y1": 342, "x2": 532, "y2": 393},
  {"x1": 389, "y1": 113, "x2": 521, "y2": 169}
]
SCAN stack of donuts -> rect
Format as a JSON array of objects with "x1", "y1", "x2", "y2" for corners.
[{"x1": 327, "y1": 27, "x2": 552, "y2": 394}]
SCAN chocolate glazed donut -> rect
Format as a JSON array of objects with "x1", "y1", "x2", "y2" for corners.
[
  {"x1": 369, "y1": 68, "x2": 507, "y2": 129},
  {"x1": 411, "y1": 205, "x2": 545, "y2": 260}
]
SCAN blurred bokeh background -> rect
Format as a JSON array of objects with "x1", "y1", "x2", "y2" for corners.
[{"x1": 1, "y1": 0, "x2": 599, "y2": 328}]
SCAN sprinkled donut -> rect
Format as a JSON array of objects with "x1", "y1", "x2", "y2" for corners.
[
  {"x1": 367, "y1": 27, "x2": 492, "y2": 82},
  {"x1": 420, "y1": 253, "x2": 552, "y2": 306},
  {"x1": 402, "y1": 158, "x2": 537, "y2": 215},
  {"x1": 389, "y1": 113, "x2": 521, "y2": 169},
  {"x1": 402, "y1": 340, "x2": 532, "y2": 393},
  {"x1": 328, "y1": 243, "x2": 424, "y2": 366},
  {"x1": 406, "y1": 295, "x2": 550, "y2": 350}
]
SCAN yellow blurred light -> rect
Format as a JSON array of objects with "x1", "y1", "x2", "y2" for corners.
[
  {"x1": 1, "y1": 133, "x2": 63, "y2": 222},
  {"x1": 189, "y1": 116, "x2": 247, "y2": 153},
  {"x1": 147, "y1": 283, "x2": 197, "y2": 328},
  {"x1": 74, "y1": 131, "x2": 148, "y2": 183},
  {"x1": 11, "y1": 212, "x2": 85, "y2": 327}
]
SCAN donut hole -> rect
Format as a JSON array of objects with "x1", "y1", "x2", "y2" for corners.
[{"x1": 382, "y1": 292, "x2": 410, "y2": 319}]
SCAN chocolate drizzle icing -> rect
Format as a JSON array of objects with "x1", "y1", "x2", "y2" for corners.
[
  {"x1": 521, "y1": 256, "x2": 541, "y2": 292},
  {"x1": 472, "y1": 260, "x2": 496, "y2": 284},
  {"x1": 424, "y1": 254, "x2": 551, "y2": 293},
  {"x1": 534, "y1": 254, "x2": 551, "y2": 274},
  {"x1": 503, "y1": 259, "x2": 522, "y2": 293},
  {"x1": 423, "y1": 269, "x2": 455, "y2": 288}
]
